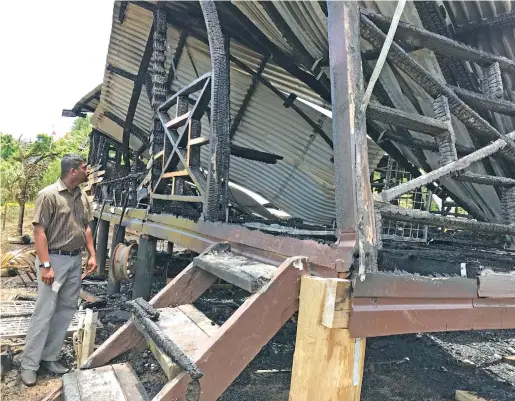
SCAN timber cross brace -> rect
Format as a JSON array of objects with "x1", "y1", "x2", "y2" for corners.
[{"x1": 64, "y1": 1, "x2": 515, "y2": 400}]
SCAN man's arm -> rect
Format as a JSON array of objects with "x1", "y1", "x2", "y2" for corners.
[
  {"x1": 34, "y1": 224, "x2": 54, "y2": 285},
  {"x1": 84, "y1": 225, "x2": 98, "y2": 275}
]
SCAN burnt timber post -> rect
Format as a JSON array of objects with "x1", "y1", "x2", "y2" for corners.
[
  {"x1": 290, "y1": 3, "x2": 369, "y2": 400},
  {"x1": 132, "y1": 235, "x2": 157, "y2": 301},
  {"x1": 107, "y1": 224, "x2": 126, "y2": 295},
  {"x1": 96, "y1": 218, "x2": 110, "y2": 278},
  {"x1": 200, "y1": 0, "x2": 231, "y2": 221},
  {"x1": 88, "y1": 218, "x2": 98, "y2": 249}
]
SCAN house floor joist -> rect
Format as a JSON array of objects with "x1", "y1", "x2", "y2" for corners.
[{"x1": 93, "y1": 204, "x2": 515, "y2": 337}]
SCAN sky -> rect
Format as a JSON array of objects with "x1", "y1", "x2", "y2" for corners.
[{"x1": 0, "y1": 0, "x2": 114, "y2": 140}]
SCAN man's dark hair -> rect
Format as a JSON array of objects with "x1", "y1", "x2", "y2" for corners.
[{"x1": 61, "y1": 154, "x2": 85, "y2": 178}]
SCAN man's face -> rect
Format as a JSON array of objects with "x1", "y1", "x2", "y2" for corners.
[{"x1": 72, "y1": 162, "x2": 88, "y2": 184}]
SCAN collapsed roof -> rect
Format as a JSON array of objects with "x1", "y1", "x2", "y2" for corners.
[{"x1": 67, "y1": 1, "x2": 515, "y2": 225}]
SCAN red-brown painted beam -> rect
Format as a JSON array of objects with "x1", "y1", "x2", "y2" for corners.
[
  {"x1": 152, "y1": 257, "x2": 310, "y2": 401},
  {"x1": 349, "y1": 297, "x2": 515, "y2": 338}
]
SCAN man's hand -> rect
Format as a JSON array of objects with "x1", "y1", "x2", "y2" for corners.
[
  {"x1": 41, "y1": 267, "x2": 55, "y2": 285},
  {"x1": 86, "y1": 256, "x2": 98, "y2": 275}
]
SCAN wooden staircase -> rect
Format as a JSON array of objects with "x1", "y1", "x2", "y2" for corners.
[{"x1": 76, "y1": 243, "x2": 309, "y2": 401}]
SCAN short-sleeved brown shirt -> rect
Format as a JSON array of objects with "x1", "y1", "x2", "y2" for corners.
[{"x1": 33, "y1": 179, "x2": 92, "y2": 251}]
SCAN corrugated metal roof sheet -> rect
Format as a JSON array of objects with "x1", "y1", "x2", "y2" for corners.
[{"x1": 77, "y1": 1, "x2": 515, "y2": 224}]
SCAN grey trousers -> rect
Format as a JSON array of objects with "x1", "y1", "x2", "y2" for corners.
[{"x1": 21, "y1": 254, "x2": 82, "y2": 371}]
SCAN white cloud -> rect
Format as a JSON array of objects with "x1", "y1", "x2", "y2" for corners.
[{"x1": 0, "y1": 0, "x2": 113, "y2": 139}]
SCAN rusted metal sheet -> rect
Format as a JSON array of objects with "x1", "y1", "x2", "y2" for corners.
[
  {"x1": 94, "y1": 206, "x2": 351, "y2": 274},
  {"x1": 353, "y1": 273, "x2": 478, "y2": 299},
  {"x1": 478, "y1": 273, "x2": 515, "y2": 298},
  {"x1": 349, "y1": 297, "x2": 515, "y2": 337}
]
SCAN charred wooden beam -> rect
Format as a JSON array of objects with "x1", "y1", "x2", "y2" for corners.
[
  {"x1": 379, "y1": 129, "x2": 515, "y2": 202},
  {"x1": 103, "y1": 111, "x2": 149, "y2": 145},
  {"x1": 451, "y1": 85, "x2": 515, "y2": 117},
  {"x1": 201, "y1": 1, "x2": 231, "y2": 222},
  {"x1": 107, "y1": 64, "x2": 137, "y2": 81},
  {"x1": 376, "y1": 202, "x2": 515, "y2": 235},
  {"x1": 123, "y1": 22, "x2": 155, "y2": 167},
  {"x1": 361, "y1": 8, "x2": 515, "y2": 72},
  {"x1": 230, "y1": 56, "x2": 333, "y2": 150},
  {"x1": 230, "y1": 54, "x2": 269, "y2": 139},
  {"x1": 380, "y1": 130, "x2": 475, "y2": 156},
  {"x1": 166, "y1": 29, "x2": 188, "y2": 92},
  {"x1": 230, "y1": 144, "x2": 283, "y2": 164},
  {"x1": 329, "y1": 1, "x2": 377, "y2": 273},
  {"x1": 456, "y1": 11, "x2": 515, "y2": 37},
  {"x1": 453, "y1": 172, "x2": 515, "y2": 187},
  {"x1": 360, "y1": 15, "x2": 515, "y2": 163},
  {"x1": 118, "y1": 1, "x2": 128, "y2": 24}
]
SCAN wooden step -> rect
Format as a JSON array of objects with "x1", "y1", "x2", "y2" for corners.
[
  {"x1": 193, "y1": 249, "x2": 276, "y2": 293},
  {"x1": 133, "y1": 305, "x2": 218, "y2": 381},
  {"x1": 62, "y1": 363, "x2": 149, "y2": 401},
  {"x1": 165, "y1": 112, "x2": 190, "y2": 129}
]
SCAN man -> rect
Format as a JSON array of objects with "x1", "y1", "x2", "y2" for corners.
[{"x1": 20, "y1": 154, "x2": 98, "y2": 386}]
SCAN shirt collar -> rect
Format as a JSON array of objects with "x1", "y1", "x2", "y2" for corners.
[{"x1": 56, "y1": 179, "x2": 80, "y2": 196}]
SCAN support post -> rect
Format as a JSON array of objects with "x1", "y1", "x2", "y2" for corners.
[
  {"x1": 107, "y1": 224, "x2": 126, "y2": 295},
  {"x1": 89, "y1": 218, "x2": 98, "y2": 249},
  {"x1": 167, "y1": 241, "x2": 174, "y2": 254},
  {"x1": 289, "y1": 276, "x2": 365, "y2": 401},
  {"x1": 132, "y1": 235, "x2": 157, "y2": 301},
  {"x1": 328, "y1": 1, "x2": 377, "y2": 273},
  {"x1": 96, "y1": 219, "x2": 110, "y2": 278}
]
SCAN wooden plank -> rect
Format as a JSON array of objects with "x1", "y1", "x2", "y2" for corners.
[
  {"x1": 40, "y1": 385, "x2": 63, "y2": 401},
  {"x1": 478, "y1": 273, "x2": 515, "y2": 298},
  {"x1": 82, "y1": 246, "x2": 219, "y2": 369},
  {"x1": 152, "y1": 256, "x2": 310, "y2": 401},
  {"x1": 79, "y1": 310, "x2": 98, "y2": 367},
  {"x1": 321, "y1": 279, "x2": 351, "y2": 329},
  {"x1": 290, "y1": 276, "x2": 366, "y2": 401},
  {"x1": 189, "y1": 137, "x2": 210, "y2": 146},
  {"x1": 134, "y1": 306, "x2": 216, "y2": 381},
  {"x1": 178, "y1": 304, "x2": 219, "y2": 337},
  {"x1": 112, "y1": 362, "x2": 150, "y2": 401},
  {"x1": 455, "y1": 390, "x2": 488, "y2": 401},
  {"x1": 165, "y1": 112, "x2": 190, "y2": 129},
  {"x1": 353, "y1": 273, "x2": 478, "y2": 299},
  {"x1": 502, "y1": 355, "x2": 515, "y2": 366},
  {"x1": 193, "y1": 251, "x2": 276, "y2": 293},
  {"x1": 161, "y1": 170, "x2": 189, "y2": 178},
  {"x1": 76, "y1": 365, "x2": 126, "y2": 401}
]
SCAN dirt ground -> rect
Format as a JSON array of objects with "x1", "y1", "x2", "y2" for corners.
[{"x1": 1, "y1": 214, "x2": 514, "y2": 400}]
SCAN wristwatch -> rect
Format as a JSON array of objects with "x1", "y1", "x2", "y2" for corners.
[{"x1": 39, "y1": 261, "x2": 51, "y2": 269}]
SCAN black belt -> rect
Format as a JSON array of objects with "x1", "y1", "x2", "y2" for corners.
[{"x1": 48, "y1": 249, "x2": 83, "y2": 256}]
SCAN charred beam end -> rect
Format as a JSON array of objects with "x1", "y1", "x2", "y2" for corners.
[
  {"x1": 452, "y1": 172, "x2": 515, "y2": 187},
  {"x1": 230, "y1": 55, "x2": 333, "y2": 149},
  {"x1": 230, "y1": 144, "x2": 283, "y2": 164},
  {"x1": 123, "y1": 22, "x2": 155, "y2": 167},
  {"x1": 107, "y1": 64, "x2": 138, "y2": 81},
  {"x1": 127, "y1": 299, "x2": 203, "y2": 380},
  {"x1": 376, "y1": 202, "x2": 515, "y2": 235},
  {"x1": 456, "y1": 10, "x2": 515, "y2": 37},
  {"x1": 230, "y1": 54, "x2": 270, "y2": 139}
]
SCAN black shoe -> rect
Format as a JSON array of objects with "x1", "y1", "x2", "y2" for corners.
[
  {"x1": 20, "y1": 369, "x2": 37, "y2": 386},
  {"x1": 40, "y1": 360, "x2": 69, "y2": 374}
]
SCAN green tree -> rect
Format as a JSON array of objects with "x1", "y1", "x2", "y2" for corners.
[
  {"x1": 0, "y1": 133, "x2": 19, "y2": 160},
  {"x1": 31, "y1": 134, "x2": 53, "y2": 154}
]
